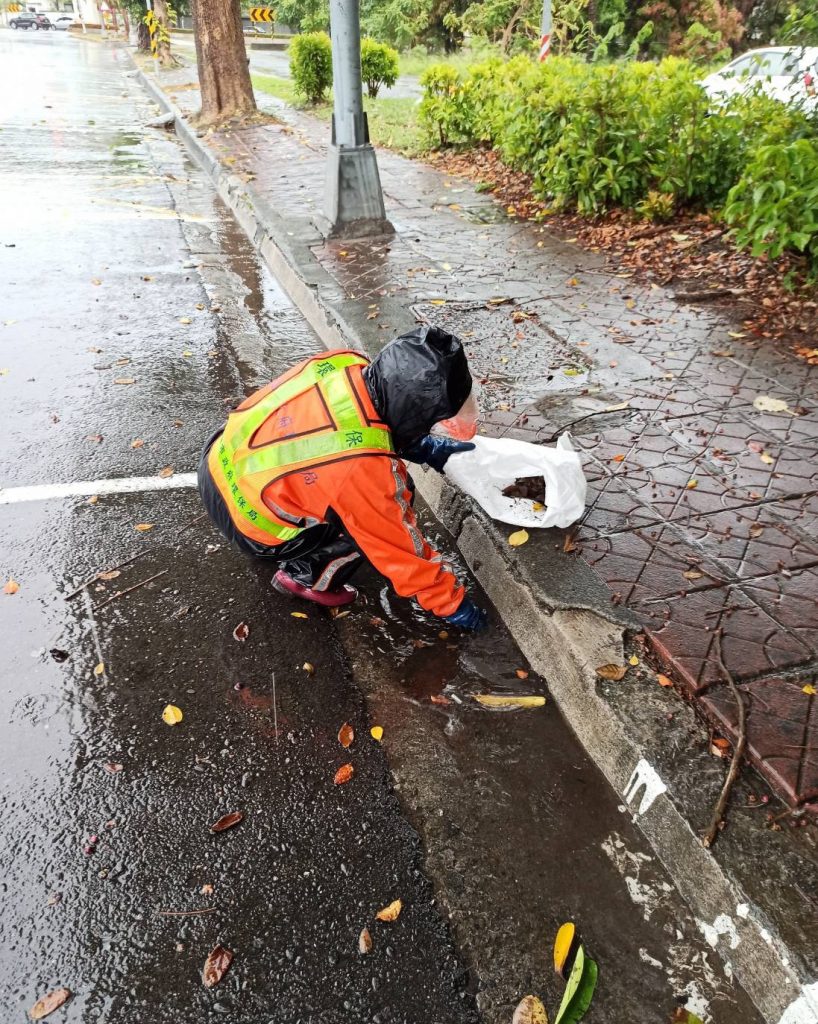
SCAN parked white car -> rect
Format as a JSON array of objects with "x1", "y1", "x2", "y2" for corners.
[{"x1": 701, "y1": 46, "x2": 818, "y2": 112}]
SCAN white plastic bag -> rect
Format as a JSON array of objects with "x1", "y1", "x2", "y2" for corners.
[{"x1": 443, "y1": 433, "x2": 586, "y2": 529}]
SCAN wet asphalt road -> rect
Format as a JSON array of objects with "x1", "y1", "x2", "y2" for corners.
[{"x1": 0, "y1": 30, "x2": 764, "y2": 1024}]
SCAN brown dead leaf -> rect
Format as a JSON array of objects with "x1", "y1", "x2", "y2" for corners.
[
  {"x1": 515, "y1": 669, "x2": 529, "y2": 680},
  {"x1": 158, "y1": 466, "x2": 174, "y2": 479},
  {"x1": 657, "y1": 673, "x2": 674, "y2": 688},
  {"x1": 683, "y1": 570, "x2": 703, "y2": 580},
  {"x1": 29, "y1": 987, "x2": 71, "y2": 1020},
  {"x1": 358, "y1": 927, "x2": 373, "y2": 954},
  {"x1": 595, "y1": 663, "x2": 627, "y2": 681},
  {"x1": 338, "y1": 723, "x2": 354, "y2": 749},
  {"x1": 562, "y1": 532, "x2": 577, "y2": 553},
  {"x1": 113, "y1": 377, "x2": 136, "y2": 385},
  {"x1": 103, "y1": 761, "x2": 123, "y2": 773},
  {"x1": 430, "y1": 694, "x2": 452, "y2": 706},
  {"x1": 210, "y1": 811, "x2": 243, "y2": 833},
  {"x1": 376, "y1": 899, "x2": 402, "y2": 922},
  {"x1": 512, "y1": 995, "x2": 548, "y2": 1024},
  {"x1": 710, "y1": 737, "x2": 731, "y2": 758},
  {"x1": 98, "y1": 570, "x2": 121, "y2": 582},
  {"x1": 232, "y1": 621, "x2": 249, "y2": 642},
  {"x1": 612, "y1": 453, "x2": 626, "y2": 463},
  {"x1": 130, "y1": 438, "x2": 145, "y2": 449},
  {"x1": 4, "y1": 579, "x2": 20, "y2": 595},
  {"x1": 134, "y1": 523, "x2": 154, "y2": 532},
  {"x1": 334, "y1": 763, "x2": 354, "y2": 785},
  {"x1": 202, "y1": 945, "x2": 233, "y2": 988},
  {"x1": 303, "y1": 662, "x2": 315, "y2": 675}
]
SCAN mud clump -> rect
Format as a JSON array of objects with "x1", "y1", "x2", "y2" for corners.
[{"x1": 502, "y1": 476, "x2": 545, "y2": 503}]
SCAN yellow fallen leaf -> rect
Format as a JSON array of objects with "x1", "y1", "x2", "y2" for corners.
[
  {"x1": 91, "y1": 278, "x2": 102, "y2": 285},
  {"x1": 182, "y1": 350, "x2": 193, "y2": 357},
  {"x1": 134, "y1": 523, "x2": 154, "y2": 532},
  {"x1": 508, "y1": 529, "x2": 529, "y2": 547},
  {"x1": 429, "y1": 299, "x2": 446, "y2": 306},
  {"x1": 628, "y1": 655, "x2": 639, "y2": 666},
  {"x1": 87, "y1": 495, "x2": 99, "y2": 505},
  {"x1": 291, "y1": 611, "x2": 308, "y2": 619},
  {"x1": 728, "y1": 331, "x2": 746, "y2": 339},
  {"x1": 760, "y1": 452, "x2": 774, "y2": 465},
  {"x1": 179, "y1": 316, "x2": 192, "y2": 325},
  {"x1": 803, "y1": 684, "x2": 817, "y2": 695},
  {"x1": 376, "y1": 899, "x2": 402, "y2": 922},
  {"x1": 657, "y1": 673, "x2": 674, "y2": 688},
  {"x1": 93, "y1": 662, "x2": 104, "y2": 676},
  {"x1": 532, "y1": 501, "x2": 545, "y2": 512},
  {"x1": 114, "y1": 377, "x2": 136, "y2": 385},
  {"x1": 303, "y1": 662, "x2": 315, "y2": 675},
  {"x1": 370, "y1": 725, "x2": 384, "y2": 742},
  {"x1": 686, "y1": 479, "x2": 698, "y2": 489},
  {"x1": 473, "y1": 694, "x2": 546, "y2": 708},
  {"x1": 162, "y1": 703, "x2": 183, "y2": 725},
  {"x1": 3, "y1": 579, "x2": 20, "y2": 595},
  {"x1": 753, "y1": 395, "x2": 789, "y2": 414},
  {"x1": 683, "y1": 570, "x2": 703, "y2": 579}
]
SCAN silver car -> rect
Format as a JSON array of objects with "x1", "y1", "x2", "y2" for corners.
[{"x1": 701, "y1": 46, "x2": 818, "y2": 112}]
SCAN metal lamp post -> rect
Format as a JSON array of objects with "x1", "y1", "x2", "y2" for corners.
[{"x1": 323, "y1": 0, "x2": 392, "y2": 238}]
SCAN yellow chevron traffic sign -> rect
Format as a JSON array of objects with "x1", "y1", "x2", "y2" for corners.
[
  {"x1": 249, "y1": 6, "x2": 275, "y2": 22},
  {"x1": 8, "y1": 3, "x2": 23, "y2": 11}
]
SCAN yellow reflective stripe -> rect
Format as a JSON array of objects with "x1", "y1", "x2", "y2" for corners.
[
  {"x1": 236, "y1": 426, "x2": 392, "y2": 478},
  {"x1": 224, "y1": 353, "x2": 368, "y2": 454},
  {"x1": 212, "y1": 441, "x2": 304, "y2": 541}
]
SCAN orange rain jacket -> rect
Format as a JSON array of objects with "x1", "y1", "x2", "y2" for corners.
[{"x1": 210, "y1": 353, "x2": 464, "y2": 618}]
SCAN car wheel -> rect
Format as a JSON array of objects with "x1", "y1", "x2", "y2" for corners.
[
  {"x1": 32, "y1": 22, "x2": 38, "y2": 29},
  {"x1": 11, "y1": 21, "x2": 18, "y2": 28}
]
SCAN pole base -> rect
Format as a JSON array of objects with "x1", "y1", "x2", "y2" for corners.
[{"x1": 320, "y1": 143, "x2": 394, "y2": 239}]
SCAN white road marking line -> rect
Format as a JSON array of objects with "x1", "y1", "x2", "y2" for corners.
[{"x1": 0, "y1": 473, "x2": 198, "y2": 505}]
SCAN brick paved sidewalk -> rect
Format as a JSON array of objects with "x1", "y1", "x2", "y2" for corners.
[{"x1": 159, "y1": 69, "x2": 818, "y2": 812}]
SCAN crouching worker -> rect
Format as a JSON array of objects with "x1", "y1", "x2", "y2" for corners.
[{"x1": 197, "y1": 326, "x2": 488, "y2": 632}]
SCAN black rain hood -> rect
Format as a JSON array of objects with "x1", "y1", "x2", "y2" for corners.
[{"x1": 363, "y1": 325, "x2": 473, "y2": 453}]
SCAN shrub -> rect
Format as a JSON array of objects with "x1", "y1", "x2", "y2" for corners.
[
  {"x1": 724, "y1": 138, "x2": 818, "y2": 268},
  {"x1": 290, "y1": 31, "x2": 333, "y2": 104},
  {"x1": 360, "y1": 38, "x2": 399, "y2": 98}
]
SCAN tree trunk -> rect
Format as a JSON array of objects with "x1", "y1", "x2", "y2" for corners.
[
  {"x1": 500, "y1": 2, "x2": 525, "y2": 53},
  {"x1": 191, "y1": 0, "x2": 257, "y2": 124},
  {"x1": 153, "y1": 0, "x2": 173, "y2": 67},
  {"x1": 137, "y1": 19, "x2": 150, "y2": 50}
]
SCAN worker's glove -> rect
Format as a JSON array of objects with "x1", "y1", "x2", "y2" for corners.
[
  {"x1": 401, "y1": 435, "x2": 475, "y2": 473},
  {"x1": 443, "y1": 597, "x2": 488, "y2": 632}
]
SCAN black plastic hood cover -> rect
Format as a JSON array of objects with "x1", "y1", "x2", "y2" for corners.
[{"x1": 363, "y1": 325, "x2": 472, "y2": 453}]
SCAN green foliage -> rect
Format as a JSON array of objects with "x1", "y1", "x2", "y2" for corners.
[
  {"x1": 725, "y1": 138, "x2": 818, "y2": 267},
  {"x1": 779, "y1": 0, "x2": 818, "y2": 44},
  {"x1": 419, "y1": 55, "x2": 815, "y2": 235},
  {"x1": 360, "y1": 38, "x2": 399, "y2": 97},
  {"x1": 276, "y1": 0, "x2": 329, "y2": 33},
  {"x1": 289, "y1": 31, "x2": 333, "y2": 103}
]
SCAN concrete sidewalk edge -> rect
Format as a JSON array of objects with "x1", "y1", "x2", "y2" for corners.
[{"x1": 135, "y1": 67, "x2": 817, "y2": 1024}]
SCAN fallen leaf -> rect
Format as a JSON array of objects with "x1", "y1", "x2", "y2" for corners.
[
  {"x1": 93, "y1": 662, "x2": 105, "y2": 677},
  {"x1": 532, "y1": 501, "x2": 545, "y2": 512},
  {"x1": 657, "y1": 674, "x2": 673, "y2": 688},
  {"x1": 438, "y1": 629, "x2": 449, "y2": 640},
  {"x1": 686, "y1": 479, "x2": 698, "y2": 489},
  {"x1": 562, "y1": 533, "x2": 577, "y2": 553},
  {"x1": 202, "y1": 945, "x2": 233, "y2": 988},
  {"x1": 302, "y1": 662, "x2": 315, "y2": 676},
  {"x1": 711, "y1": 737, "x2": 731, "y2": 758},
  {"x1": 430, "y1": 694, "x2": 452, "y2": 705},
  {"x1": 29, "y1": 987, "x2": 71, "y2": 1020},
  {"x1": 291, "y1": 611, "x2": 308, "y2": 619},
  {"x1": 473, "y1": 694, "x2": 546, "y2": 708},
  {"x1": 358, "y1": 926, "x2": 373, "y2": 953},
  {"x1": 87, "y1": 495, "x2": 99, "y2": 504},
  {"x1": 512, "y1": 995, "x2": 549, "y2": 1024},
  {"x1": 515, "y1": 668, "x2": 530, "y2": 679},
  {"x1": 158, "y1": 466, "x2": 174, "y2": 478},
  {"x1": 182, "y1": 349, "x2": 193, "y2": 357},
  {"x1": 46, "y1": 892, "x2": 62, "y2": 906},
  {"x1": 232, "y1": 621, "x2": 249, "y2": 642},
  {"x1": 749, "y1": 523, "x2": 764, "y2": 538},
  {"x1": 162, "y1": 703, "x2": 183, "y2": 725},
  {"x1": 803, "y1": 684, "x2": 817, "y2": 696},
  {"x1": 628, "y1": 655, "x2": 639, "y2": 666},
  {"x1": 370, "y1": 725, "x2": 384, "y2": 742},
  {"x1": 595, "y1": 664, "x2": 626, "y2": 681},
  {"x1": 210, "y1": 811, "x2": 243, "y2": 833},
  {"x1": 508, "y1": 529, "x2": 529, "y2": 547},
  {"x1": 759, "y1": 452, "x2": 774, "y2": 465},
  {"x1": 179, "y1": 316, "x2": 192, "y2": 325},
  {"x1": 134, "y1": 523, "x2": 154, "y2": 532},
  {"x1": 3, "y1": 579, "x2": 20, "y2": 595},
  {"x1": 114, "y1": 377, "x2": 136, "y2": 385},
  {"x1": 201, "y1": 883, "x2": 214, "y2": 894},
  {"x1": 91, "y1": 277, "x2": 102, "y2": 285},
  {"x1": 671, "y1": 1009, "x2": 705, "y2": 1024},
  {"x1": 86, "y1": 434, "x2": 103, "y2": 443},
  {"x1": 728, "y1": 331, "x2": 745, "y2": 339},
  {"x1": 612, "y1": 453, "x2": 626, "y2": 463},
  {"x1": 98, "y1": 570, "x2": 121, "y2": 581},
  {"x1": 103, "y1": 761, "x2": 123, "y2": 773},
  {"x1": 683, "y1": 570, "x2": 703, "y2": 580},
  {"x1": 334, "y1": 763, "x2": 354, "y2": 785},
  {"x1": 753, "y1": 395, "x2": 790, "y2": 414},
  {"x1": 429, "y1": 299, "x2": 446, "y2": 306},
  {"x1": 376, "y1": 899, "x2": 402, "y2": 922},
  {"x1": 338, "y1": 722, "x2": 354, "y2": 748}
]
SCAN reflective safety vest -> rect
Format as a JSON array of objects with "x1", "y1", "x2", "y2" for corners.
[{"x1": 208, "y1": 351, "x2": 394, "y2": 545}]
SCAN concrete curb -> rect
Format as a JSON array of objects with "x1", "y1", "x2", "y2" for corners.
[{"x1": 135, "y1": 68, "x2": 818, "y2": 1024}]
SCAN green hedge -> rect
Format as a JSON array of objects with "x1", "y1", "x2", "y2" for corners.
[
  {"x1": 290, "y1": 31, "x2": 333, "y2": 104},
  {"x1": 419, "y1": 56, "x2": 817, "y2": 266}
]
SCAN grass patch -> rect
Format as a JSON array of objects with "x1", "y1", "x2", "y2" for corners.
[
  {"x1": 396, "y1": 42, "x2": 505, "y2": 77},
  {"x1": 251, "y1": 73, "x2": 426, "y2": 156}
]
